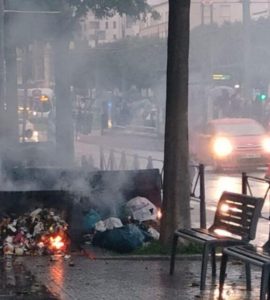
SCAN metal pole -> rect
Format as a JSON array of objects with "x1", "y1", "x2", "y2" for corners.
[
  {"x1": 242, "y1": 172, "x2": 247, "y2": 195},
  {"x1": 199, "y1": 164, "x2": 206, "y2": 229}
]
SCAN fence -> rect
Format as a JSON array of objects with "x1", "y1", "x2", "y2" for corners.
[
  {"x1": 242, "y1": 172, "x2": 270, "y2": 249},
  {"x1": 97, "y1": 147, "x2": 206, "y2": 228}
]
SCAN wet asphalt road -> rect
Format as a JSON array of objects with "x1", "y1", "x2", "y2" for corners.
[
  {"x1": 0, "y1": 256, "x2": 57, "y2": 299},
  {"x1": 20, "y1": 255, "x2": 264, "y2": 300}
]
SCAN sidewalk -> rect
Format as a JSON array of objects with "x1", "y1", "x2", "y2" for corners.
[
  {"x1": 77, "y1": 131, "x2": 164, "y2": 152},
  {"x1": 20, "y1": 254, "x2": 262, "y2": 300}
]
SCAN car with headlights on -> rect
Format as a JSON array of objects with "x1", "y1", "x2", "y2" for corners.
[{"x1": 190, "y1": 118, "x2": 270, "y2": 170}]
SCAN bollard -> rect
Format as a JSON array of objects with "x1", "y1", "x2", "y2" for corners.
[
  {"x1": 133, "y1": 154, "x2": 140, "y2": 170},
  {"x1": 199, "y1": 164, "x2": 206, "y2": 229},
  {"x1": 100, "y1": 147, "x2": 105, "y2": 170},
  {"x1": 119, "y1": 151, "x2": 127, "y2": 170},
  {"x1": 242, "y1": 172, "x2": 247, "y2": 195},
  {"x1": 108, "y1": 149, "x2": 116, "y2": 170},
  {"x1": 88, "y1": 155, "x2": 95, "y2": 168},
  {"x1": 146, "y1": 156, "x2": 154, "y2": 169}
]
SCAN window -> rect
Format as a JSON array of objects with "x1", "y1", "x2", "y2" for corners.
[
  {"x1": 126, "y1": 16, "x2": 134, "y2": 28},
  {"x1": 89, "y1": 21, "x2": 100, "y2": 29},
  {"x1": 97, "y1": 31, "x2": 106, "y2": 40},
  {"x1": 105, "y1": 21, "x2": 109, "y2": 29},
  {"x1": 113, "y1": 21, "x2": 117, "y2": 29},
  {"x1": 220, "y1": 5, "x2": 230, "y2": 22},
  {"x1": 113, "y1": 34, "x2": 117, "y2": 40},
  {"x1": 203, "y1": 5, "x2": 212, "y2": 24}
]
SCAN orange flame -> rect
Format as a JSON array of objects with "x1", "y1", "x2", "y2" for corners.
[
  {"x1": 157, "y1": 209, "x2": 162, "y2": 220},
  {"x1": 49, "y1": 235, "x2": 65, "y2": 251}
]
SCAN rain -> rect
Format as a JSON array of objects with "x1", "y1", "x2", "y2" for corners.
[{"x1": 0, "y1": 1, "x2": 270, "y2": 299}]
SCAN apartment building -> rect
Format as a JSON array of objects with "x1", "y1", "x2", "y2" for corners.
[
  {"x1": 139, "y1": 0, "x2": 270, "y2": 38},
  {"x1": 79, "y1": 11, "x2": 139, "y2": 47}
]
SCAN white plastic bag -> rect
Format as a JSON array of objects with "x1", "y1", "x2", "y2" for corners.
[
  {"x1": 103, "y1": 217, "x2": 123, "y2": 230},
  {"x1": 126, "y1": 197, "x2": 157, "y2": 222}
]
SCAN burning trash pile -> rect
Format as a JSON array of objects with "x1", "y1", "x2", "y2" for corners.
[
  {"x1": 82, "y1": 196, "x2": 161, "y2": 254},
  {"x1": 0, "y1": 208, "x2": 69, "y2": 256}
]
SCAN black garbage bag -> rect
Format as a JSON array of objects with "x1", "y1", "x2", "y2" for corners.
[{"x1": 92, "y1": 224, "x2": 145, "y2": 253}]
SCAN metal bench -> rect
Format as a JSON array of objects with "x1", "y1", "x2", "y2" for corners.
[
  {"x1": 170, "y1": 191, "x2": 264, "y2": 290},
  {"x1": 220, "y1": 244, "x2": 270, "y2": 300}
]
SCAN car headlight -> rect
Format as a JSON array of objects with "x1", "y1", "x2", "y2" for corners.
[
  {"x1": 213, "y1": 137, "x2": 233, "y2": 157},
  {"x1": 262, "y1": 137, "x2": 270, "y2": 153}
]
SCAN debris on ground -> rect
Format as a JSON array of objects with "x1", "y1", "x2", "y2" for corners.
[
  {"x1": 82, "y1": 196, "x2": 161, "y2": 254},
  {"x1": 0, "y1": 208, "x2": 69, "y2": 256}
]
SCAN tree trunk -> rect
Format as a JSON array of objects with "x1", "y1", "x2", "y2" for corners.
[{"x1": 160, "y1": 0, "x2": 191, "y2": 246}]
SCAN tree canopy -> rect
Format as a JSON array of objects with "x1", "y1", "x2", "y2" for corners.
[
  {"x1": 71, "y1": 37, "x2": 167, "y2": 91},
  {"x1": 5, "y1": 0, "x2": 151, "y2": 47},
  {"x1": 6, "y1": 0, "x2": 151, "y2": 18}
]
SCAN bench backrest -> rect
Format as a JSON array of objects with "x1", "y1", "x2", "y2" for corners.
[{"x1": 209, "y1": 191, "x2": 264, "y2": 241}]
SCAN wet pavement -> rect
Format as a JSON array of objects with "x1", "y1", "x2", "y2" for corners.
[
  {"x1": 0, "y1": 256, "x2": 57, "y2": 299},
  {"x1": 18, "y1": 255, "x2": 264, "y2": 300}
]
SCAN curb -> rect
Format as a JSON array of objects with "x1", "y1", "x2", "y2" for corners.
[{"x1": 85, "y1": 254, "x2": 202, "y2": 261}]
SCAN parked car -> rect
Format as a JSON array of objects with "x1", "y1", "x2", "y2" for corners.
[{"x1": 190, "y1": 118, "x2": 270, "y2": 170}]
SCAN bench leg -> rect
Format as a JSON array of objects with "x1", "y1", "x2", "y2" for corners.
[
  {"x1": 219, "y1": 252, "x2": 228, "y2": 293},
  {"x1": 200, "y1": 244, "x2": 211, "y2": 290},
  {"x1": 211, "y1": 247, "x2": 216, "y2": 277},
  {"x1": 245, "y1": 262, "x2": 252, "y2": 291},
  {"x1": 260, "y1": 265, "x2": 270, "y2": 300},
  {"x1": 169, "y1": 233, "x2": 178, "y2": 275}
]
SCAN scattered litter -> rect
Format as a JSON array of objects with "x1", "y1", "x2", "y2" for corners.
[
  {"x1": 81, "y1": 196, "x2": 161, "y2": 254},
  {"x1": 69, "y1": 260, "x2": 75, "y2": 267},
  {"x1": 0, "y1": 208, "x2": 69, "y2": 256},
  {"x1": 148, "y1": 227, "x2": 160, "y2": 240}
]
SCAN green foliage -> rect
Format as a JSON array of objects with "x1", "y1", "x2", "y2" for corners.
[
  {"x1": 73, "y1": 37, "x2": 167, "y2": 90},
  {"x1": 6, "y1": 0, "x2": 151, "y2": 47},
  {"x1": 133, "y1": 240, "x2": 203, "y2": 255},
  {"x1": 67, "y1": 0, "x2": 151, "y2": 18},
  {"x1": 7, "y1": 0, "x2": 150, "y2": 18}
]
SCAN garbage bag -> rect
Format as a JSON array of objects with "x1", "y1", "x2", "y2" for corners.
[
  {"x1": 92, "y1": 224, "x2": 145, "y2": 253},
  {"x1": 103, "y1": 217, "x2": 123, "y2": 230},
  {"x1": 126, "y1": 197, "x2": 158, "y2": 222},
  {"x1": 95, "y1": 221, "x2": 106, "y2": 232},
  {"x1": 83, "y1": 209, "x2": 101, "y2": 232}
]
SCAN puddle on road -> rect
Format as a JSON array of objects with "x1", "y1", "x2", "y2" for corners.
[{"x1": 0, "y1": 257, "x2": 58, "y2": 299}]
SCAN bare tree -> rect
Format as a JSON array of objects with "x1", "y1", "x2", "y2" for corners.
[{"x1": 160, "y1": 0, "x2": 191, "y2": 245}]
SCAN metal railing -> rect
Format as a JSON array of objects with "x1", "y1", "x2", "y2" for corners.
[
  {"x1": 191, "y1": 164, "x2": 206, "y2": 229},
  {"x1": 242, "y1": 172, "x2": 270, "y2": 249},
  {"x1": 99, "y1": 147, "x2": 160, "y2": 171}
]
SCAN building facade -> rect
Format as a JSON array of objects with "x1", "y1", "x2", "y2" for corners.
[
  {"x1": 138, "y1": 0, "x2": 270, "y2": 39},
  {"x1": 79, "y1": 11, "x2": 139, "y2": 47}
]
